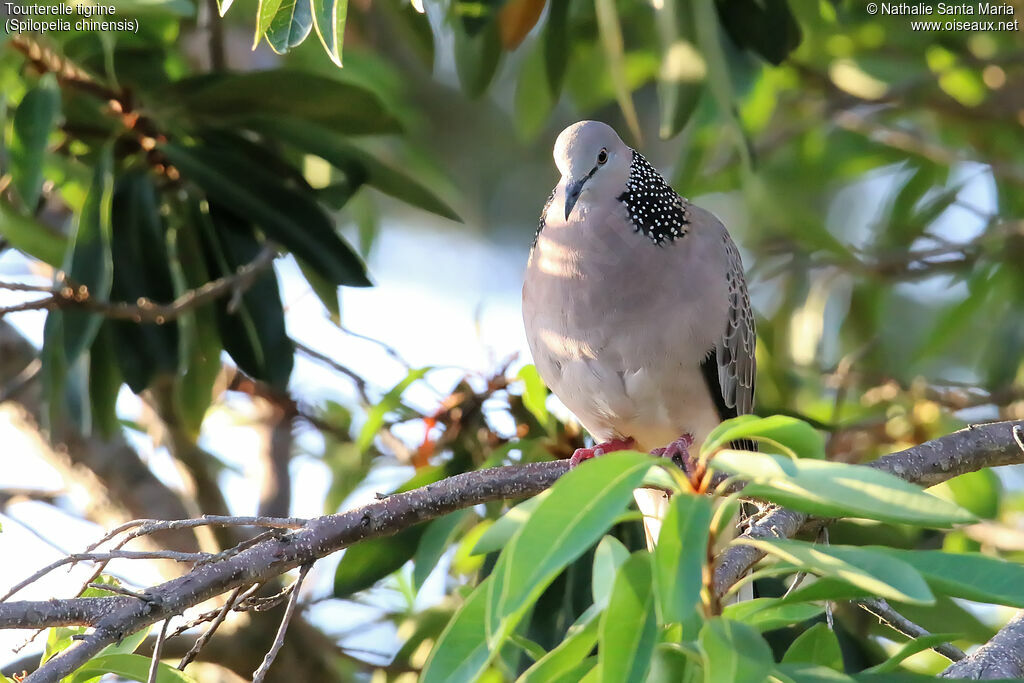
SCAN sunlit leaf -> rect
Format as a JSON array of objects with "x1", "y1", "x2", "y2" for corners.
[
  {"x1": 652, "y1": 492, "x2": 712, "y2": 624},
  {"x1": 782, "y1": 623, "x2": 843, "y2": 671},
  {"x1": 265, "y1": 0, "x2": 313, "y2": 53},
  {"x1": 312, "y1": 0, "x2": 348, "y2": 66},
  {"x1": 421, "y1": 578, "x2": 493, "y2": 683},
  {"x1": 698, "y1": 618, "x2": 773, "y2": 683},
  {"x1": 599, "y1": 552, "x2": 657, "y2": 683}
]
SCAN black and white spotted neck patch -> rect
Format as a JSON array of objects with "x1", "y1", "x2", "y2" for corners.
[
  {"x1": 533, "y1": 187, "x2": 556, "y2": 246},
  {"x1": 617, "y1": 150, "x2": 690, "y2": 245}
]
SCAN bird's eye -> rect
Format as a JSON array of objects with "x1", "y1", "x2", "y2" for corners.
[{"x1": 597, "y1": 148, "x2": 608, "y2": 165}]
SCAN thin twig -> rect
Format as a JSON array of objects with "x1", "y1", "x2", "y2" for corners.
[
  {"x1": 294, "y1": 341, "x2": 372, "y2": 404},
  {"x1": 857, "y1": 598, "x2": 966, "y2": 662},
  {"x1": 1, "y1": 551, "x2": 212, "y2": 602},
  {"x1": 251, "y1": 565, "x2": 310, "y2": 683},
  {"x1": 147, "y1": 619, "x2": 170, "y2": 683},
  {"x1": 177, "y1": 586, "x2": 244, "y2": 670},
  {"x1": 0, "y1": 247, "x2": 276, "y2": 322}
]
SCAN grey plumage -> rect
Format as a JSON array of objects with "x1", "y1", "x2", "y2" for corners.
[{"x1": 522, "y1": 120, "x2": 756, "y2": 545}]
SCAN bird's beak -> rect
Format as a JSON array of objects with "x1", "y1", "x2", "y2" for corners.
[{"x1": 564, "y1": 176, "x2": 587, "y2": 220}]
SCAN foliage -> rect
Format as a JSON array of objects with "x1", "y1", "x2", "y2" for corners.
[{"x1": 2, "y1": 0, "x2": 1023, "y2": 680}]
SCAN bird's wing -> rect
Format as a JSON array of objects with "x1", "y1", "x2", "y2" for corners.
[{"x1": 713, "y1": 233, "x2": 756, "y2": 417}]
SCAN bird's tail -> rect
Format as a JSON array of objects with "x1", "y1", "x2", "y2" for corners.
[{"x1": 633, "y1": 487, "x2": 753, "y2": 603}]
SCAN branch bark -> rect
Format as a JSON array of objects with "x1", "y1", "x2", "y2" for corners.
[{"x1": 941, "y1": 611, "x2": 1024, "y2": 679}]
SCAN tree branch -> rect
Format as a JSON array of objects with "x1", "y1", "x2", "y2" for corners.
[{"x1": 940, "y1": 611, "x2": 1024, "y2": 679}]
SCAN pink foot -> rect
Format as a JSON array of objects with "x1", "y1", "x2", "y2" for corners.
[
  {"x1": 569, "y1": 437, "x2": 635, "y2": 468},
  {"x1": 651, "y1": 433, "x2": 696, "y2": 477}
]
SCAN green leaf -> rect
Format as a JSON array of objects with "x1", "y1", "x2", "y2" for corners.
[
  {"x1": 312, "y1": 0, "x2": 348, "y2": 66},
  {"x1": 62, "y1": 142, "x2": 114, "y2": 365},
  {"x1": 776, "y1": 663, "x2": 853, "y2": 682},
  {"x1": 414, "y1": 510, "x2": 468, "y2": 592},
  {"x1": 594, "y1": 0, "x2": 641, "y2": 145},
  {"x1": 357, "y1": 367, "x2": 429, "y2": 452},
  {"x1": 247, "y1": 117, "x2": 461, "y2": 222},
  {"x1": 723, "y1": 599, "x2": 824, "y2": 632},
  {"x1": 196, "y1": 203, "x2": 294, "y2": 389},
  {"x1": 168, "y1": 215, "x2": 222, "y2": 436},
  {"x1": 782, "y1": 623, "x2": 843, "y2": 671},
  {"x1": 509, "y1": 634, "x2": 547, "y2": 662},
  {"x1": 591, "y1": 535, "x2": 630, "y2": 607},
  {"x1": 872, "y1": 548, "x2": 1024, "y2": 608},
  {"x1": 89, "y1": 324, "x2": 121, "y2": 438},
  {"x1": 453, "y1": 19, "x2": 502, "y2": 98},
  {"x1": 599, "y1": 552, "x2": 657, "y2": 683},
  {"x1": 472, "y1": 492, "x2": 548, "y2": 556},
  {"x1": 0, "y1": 199, "x2": 67, "y2": 266},
  {"x1": 939, "y1": 469, "x2": 1001, "y2": 520},
  {"x1": 162, "y1": 141, "x2": 370, "y2": 287},
  {"x1": 517, "y1": 607, "x2": 602, "y2": 683},
  {"x1": 65, "y1": 653, "x2": 195, "y2": 683},
  {"x1": 864, "y1": 633, "x2": 963, "y2": 674},
  {"x1": 702, "y1": 415, "x2": 825, "y2": 459},
  {"x1": 10, "y1": 74, "x2": 61, "y2": 209},
  {"x1": 334, "y1": 524, "x2": 426, "y2": 597},
  {"x1": 710, "y1": 450, "x2": 975, "y2": 526},
  {"x1": 109, "y1": 171, "x2": 179, "y2": 393},
  {"x1": 254, "y1": 0, "x2": 284, "y2": 47},
  {"x1": 164, "y1": 70, "x2": 401, "y2": 135},
  {"x1": 698, "y1": 618, "x2": 774, "y2": 683},
  {"x1": 516, "y1": 365, "x2": 550, "y2": 432},
  {"x1": 543, "y1": 0, "x2": 569, "y2": 97},
  {"x1": 748, "y1": 539, "x2": 934, "y2": 605},
  {"x1": 653, "y1": 492, "x2": 712, "y2": 624},
  {"x1": 297, "y1": 258, "x2": 342, "y2": 325},
  {"x1": 265, "y1": 0, "x2": 313, "y2": 53},
  {"x1": 656, "y1": 0, "x2": 705, "y2": 138},
  {"x1": 715, "y1": 0, "x2": 802, "y2": 65},
  {"x1": 494, "y1": 453, "x2": 655, "y2": 623},
  {"x1": 42, "y1": 626, "x2": 86, "y2": 664},
  {"x1": 514, "y1": 36, "x2": 558, "y2": 140},
  {"x1": 421, "y1": 578, "x2": 493, "y2": 683}
]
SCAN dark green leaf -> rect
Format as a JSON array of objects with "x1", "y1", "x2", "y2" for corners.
[
  {"x1": 698, "y1": 618, "x2": 774, "y2": 683},
  {"x1": 312, "y1": 0, "x2": 349, "y2": 66},
  {"x1": 109, "y1": 171, "x2": 178, "y2": 393},
  {"x1": 10, "y1": 75, "x2": 61, "y2": 209},
  {"x1": 89, "y1": 324, "x2": 121, "y2": 438},
  {"x1": 254, "y1": 0, "x2": 284, "y2": 47},
  {"x1": 782, "y1": 623, "x2": 843, "y2": 671},
  {"x1": 710, "y1": 450, "x2": 975, "y2": 526},
  {"x1": 247, "y1": 117, "x2": 461, "y2": 222},
  {"x1": 453, "y1": 19, "x2": 502, "y2": 97},
  {"x1": 163, "y1": 70, "x2": 401, "y2": 135},
  {"x1": 715, "y1": 0, "x2": 802, "y2": 65},
  {"x1": 265, "y1": 0, "x2": 313, "y2": 53},
  {"x1": 63, "y1": 142, "x2": 114, "y2": 364},
  {"x1": 196, "y1": 203, "x2": 294, "y2": 389},
  {"x1": 653, "y1": 492, "x2": 712, "y2": 624},
  {"x1": 543, "y1": 0, "x2": 569, "y2": 97},
  {"x1": 334, "y1": 524, "x2": 425, "y2": 597},
  {"x1": 599, "y1": 552, "x2": 657, "y2": 683},
  {"x1": 162, "y1": 141, "x2": 370, "y2": 287}
]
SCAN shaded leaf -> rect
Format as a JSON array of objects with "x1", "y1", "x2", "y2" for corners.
[
  {"x1": 594, "y1": 0, "x2": 641, "y2": 144},
  {"x1": 864, "y1": 633, "x2": 963, "y2": 674},
  {"x1": 162, "y1": 141, "x2": 370, "y2": 287},
  {"x1": 473, "y1": 492, "x2": 548, "y2": 556},
  {"x1": 421, "y1": 578, "x2": 493, "y2": 683},
  {"x1": 782, "y1": 623, "x2": 843, "y2": 671},
  {"x1": 723, "y1": 599, "x2": 823, "y2": 632},
  {"x1": 357, "y1": 367, "x2": 429, "y2": 452},
  {"x1": 334, "y1": 524, "x2": 426, "y2": 597},
  {"x1": 0, "y1": 199, "x2": 67, "y2": 267},
  {"x1": 698, "y1": 618, "x2": 773, "y2": 683},
  {"x1": 453, "y1": 19, "x2": 503, "y2": 97},
  {"x1": 656, "y1": 0, "x2": 706, "y2": 138},
  {"x1": 702, "y1": 415, "x2": 825, "y2": 459},
  {"x1": 65, "y1": 653, "x2": 195, "y2": 683},
  {"x1": 518, "y1": 607, "x2": 601, "y2": 683},
  {"x1": 653, "y1": 492, "x2": 712, "y2": 624},
  {"x1": 599, "y1": 552, "x2": 656, "y2": 683},
  {"x1": 591, "y1": 535, "x2": 629, "y2": 607},
  {"x1": 414, "y1": 510, "x2": 469, "y2": 592},
  {"x1": 265, "y1": 0, "x2": 313, "y2": 53},
  {"x1": 873, "y1": 547, "x2": 1024, "y2": 608},
  {"x1": 89, "y1": 324, "x2": 121, "y2": 438},
  {"x1": 254, "y1": 0, "x2": 285, "y2": 47},
  {"x1": 10, "y1": 74, "x2": 61, "y2": 209}
]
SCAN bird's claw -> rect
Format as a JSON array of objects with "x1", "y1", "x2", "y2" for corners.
[
  {"x1": 651, "y1": 433, "x2": 696, "y2": 477},
  {"x1": 569, "y1": 437, "x2": 635, "y2": 468}
]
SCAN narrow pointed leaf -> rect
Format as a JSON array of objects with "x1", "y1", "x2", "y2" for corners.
[
  {"x1": 698, "y1": 618, "x2": 773, "y2": 683},
  {"x1": 421, "y1": 578, "x2": 493, "y2": 683},
  {"x1": 599, "y1": 552, "x2": 657, "y2": 683},
  {"x1": 872, "y1": 548, "x2": 1024, "y2": 608},
  {"x1": 653, "y1": 492, "x2": 712, "y2": 624},
  {"x1": 518, "y1": 607, "x2": 602, "y2": 683},
  {"x1": 0, "y1": 199, "x2": 67, "y2": 266},
  {"x1": 593, "y1": 0, "x2": 641, "y2": 145},
  {"x1": 11, "y1": 75, "x2": 61, "y2": 209},
  {"x1": 782, "y1": 623, "x2": 843, "y2": 670},
  {"x1": 312, "y1": 0, "x2": 348, "y2": 66}
]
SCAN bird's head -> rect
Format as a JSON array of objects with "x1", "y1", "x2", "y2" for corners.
[{"x1": 553, "y1": 120, "x2": 631, "y2": 221}]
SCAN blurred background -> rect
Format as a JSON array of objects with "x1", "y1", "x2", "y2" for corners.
[{"x1": 1, "y1": 0, "x2": 1023, "y2": 678}]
